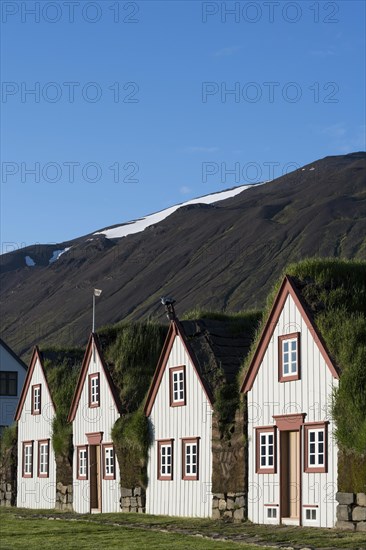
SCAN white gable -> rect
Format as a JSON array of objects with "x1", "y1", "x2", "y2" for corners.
[
  {"x1": 247, "y1": 292, "x2": 338, "y2": 528},
  {"x1": 146, "y1": 334, "x2": 213, "y2": 517}
]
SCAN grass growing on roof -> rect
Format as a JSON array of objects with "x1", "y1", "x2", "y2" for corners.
[
  {"x1": 42, "y1": 347, "x2": 84, "y2": 483},
  {"x1": 241, "y1": 258, "x2": 366, "y2": 487},
  {"x1": 98, "y1": 321, "x2": 168, "y2": 488}
]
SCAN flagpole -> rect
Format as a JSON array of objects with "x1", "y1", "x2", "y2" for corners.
[
  {"x1": 92, "y1": 292, "x2": 96, "y2": 333},
  {"x1": 92, "y1": 289, "x2": 102, "y2": 334}
]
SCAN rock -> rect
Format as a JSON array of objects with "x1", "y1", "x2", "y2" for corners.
[
  {"x1": 352, "y1": 507, "x2": 366, "y2": 521},
  {"x1": 212, "y1": 499, "x2": 219, "y2": 509},
  {"x1": 67, "y1": 493, "x2": 73, "y2": 504},
  {"x1": 233, "y1": 507, "x2": 245, "y2": 521},
  {"x1": 337, "y1": 505, "x2": 352, "y2": 521},
  {"x1": 64, "y1": 503, "x2": 73, "y2": 511},
  {"x1": 134, "y1": 487, "x2": 141, "y2": 496},
  {"x1": 56, "y1": 482, "x2": 63, "y2": 492},
  {"x1": 6, "y1": 483, "x2": 12, "y2": 492},
  {"x1": 227, "y1": 499, "x2": 234, "y2": 511},
  {"x1": 121, "y1": 488, "x2": 133, "y2": 497},
  {"x1": 122, "y1": 507, "x2": 130, "y2": 513},
  {"x1": 336, "y1": 520, "x2": 356, "y2": 531},
  {"x1": 60, "y1": 484, "x2": 67, "y2": 495},
  {"x1": 5, "y1": 492, "x2": 12, "y2": 501},
  {"x1": 123, "y1": 497, "x2": 131, "y2": 507},
  {"x1": 356, "y1": 493, "x2": 366, "y2": 507},
  {"x1": 67, "y1": 485, "x2": 73, "y2": 494},
  {"x1": 212, "y1": 508, "x2": 221, "y2": 520},
  {"x1": 336, "y1": 492, "x2": 355, "y2": 505},
  {"x1": 214, "y1": 493, "x2": 225, "y2": 499},
  {"x1": 130, "y1": 497, "x2": 137, "y2": 507},
  {"x1": 235, "y1": 496, "x2": 245, "y2": 508},
  {"x1": 227, "y1": 492, "x2": 236, "y2": 498},
  {"x1": 137, "y1": 507, "x2": 144, "y2": 513},
  {"x1": 223, "y1": 510, "x2": 232, "y2": 518},
  {"x1": 218, "y1": 499, "x2": 226, "y2": 511},
  {"x1": 356, "y1": 521, "x2": 366, "y2": 532}
]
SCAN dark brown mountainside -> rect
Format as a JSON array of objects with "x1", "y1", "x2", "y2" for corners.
[{"x1": 1, "y1": 152, "x2": 365, "y2": 358}]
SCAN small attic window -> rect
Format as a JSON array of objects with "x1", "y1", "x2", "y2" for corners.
[
  {"x1": 169, "y1": 366, "x2": 186, "y2": 407},
  {"x1": 279, "y1": 333, "x2": 301, "y2": 382},
  {"x1": 88, "y1": 374, "x2": 100, "y2": 407}
]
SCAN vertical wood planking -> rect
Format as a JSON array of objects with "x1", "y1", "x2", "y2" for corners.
[{"x1": 146, "y1": 335, "x2": 212, "y2": 518}]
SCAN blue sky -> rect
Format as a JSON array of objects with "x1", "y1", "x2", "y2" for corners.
[{"x1": 1, "y1": 0, "x2": 365, "y2": 249}]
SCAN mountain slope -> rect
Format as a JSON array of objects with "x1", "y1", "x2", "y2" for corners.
[{"x1": 1, "y1": 152, "x2": 365, "y2": 358}]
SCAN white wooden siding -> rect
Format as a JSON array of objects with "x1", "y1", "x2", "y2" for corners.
[
  {"x1": 146, "y1": 335, "x2": 212, "y2": 518},
  {"x1": 0, "y1": 344, "x2": 26, "y2": 428},
  {"x1": 72, "y1": 347, "x2": 121, "y2": 513},
  {"x1": 17, "y1": 358, "x2": 56, "y2": 509},
  {"x1": 247, "y1": 294, "x2": 338, "y2": 528}
]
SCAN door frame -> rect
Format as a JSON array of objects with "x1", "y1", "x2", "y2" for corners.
[
  {"x1": 86, "y1": 432, "x2": 103, "y2": 513},
  {"x1": 273, "y1": 414, "x2": 306, "y2": 526}
]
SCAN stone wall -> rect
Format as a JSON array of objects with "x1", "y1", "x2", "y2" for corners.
[
  {"x1": 212, "y1": 492, "x2": 246, "y2": 521},
  {"x1": 120, "y1": 487, "x2": 146, "y2": 513},
  {"x1": 0, "y1": 481, "x2": 15, "y2": 507},
  {"x1": 336, "y1": 492, "x2": 366, "y2": 531},
  {"x1": 55, "y1": 482, "x2": 73, "y2": 511}
]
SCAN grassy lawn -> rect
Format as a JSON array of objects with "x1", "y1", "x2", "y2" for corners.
[{"x1": 1, "y1": 507, "x2": 365, "y2": 549}]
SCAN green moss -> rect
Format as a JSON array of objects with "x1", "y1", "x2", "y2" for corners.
[
  {"x1": 42, "y1": 348, "x2": 84, "y2": 482},
  {"x1": 99, "y1": 321, "x2": 168, "y2": 414},
  {"x1": 111, "y1": 408, "x2": 150, "y2": 488}
]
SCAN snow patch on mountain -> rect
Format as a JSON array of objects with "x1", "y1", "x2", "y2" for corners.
[
  {"x1": 25, "y1": 256, "x2": 36, "y2": 267},
  {"x1": 94, "y1": 184, "x2": 262, "y2": 240},
  {"x1": 49, "y1": 248, "x2": 71, "y2": 264}
]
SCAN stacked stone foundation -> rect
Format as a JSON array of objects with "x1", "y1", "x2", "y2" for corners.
[
  {"x1": 336, "y1": 492, "x2": 366, "y2": 531},
  {"x1": 120, "y1": 487, "x2": 146, "y2": 513},
  {"x1": 55, "y1": 482, "x2": 73, "y2": 511},
  {"x1": 212, "y1": 492, "x2": 246, "y2": 521}
]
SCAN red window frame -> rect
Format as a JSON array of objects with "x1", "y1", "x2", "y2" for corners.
[
  {"x1": 182, "y1": 437, "x2": 199, "y2": 480},
  {"x1": 102, "y1": 444, "x2": 116, "y2": 480},
  {"x1": 278, "y1": 333, "x2": 301, "y2": 382},
  {"x1": 22, "y1": 441, "x2": 33, "y2": 478},
  {"x1": 304, "y1": 422, "x2": 328, "y2": 473},
  {"x1": 88, "y1": 373, "x2": 100, "y2": 408},
  {"x1": 157, "y1": 439, "x2": 174, "y2": 481},
  {"x1": 31, "y1": 384, "x2": 41, "y2": 415},
  {"x1": 37, "y1": 439, "x2": 50, "y2": 478},
  {"x1": 169, "y1": 366, "x2": 186, "y2": 407},
  {"x1": 255, "y1": 426, "x2": 277, "y2": 474},
  {"x1": 77, "y1": 446, "x2": 88, "y2": 480}
]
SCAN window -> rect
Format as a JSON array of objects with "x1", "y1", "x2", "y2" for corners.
[
  {"x1": 88, "y1": 374, "x2": 100, "y2": 407},
  {"x1": 267, "y1": 507, "x2": 277, "y2": 519},
  {"x1": 305, "y1": 508, "x2": 317, "y2": 521},
  {"x1": 169, "y1": 366, "x2": 186, "y2": 406},
  {"x1": 255, "y1": 427, "x2": 276, "y2": 474},
  {"x1": 38, "y1": 440, "x2": 49, "y2": 477},
  {"x1": 304, "y1": 423, "x2": 328, "y2": 473},
  {"x1": 182, "y1": 438, "x2": 199, "y2": 480},
  {"x1": 103, "y1": 445, "x2": 115, "y2": 480},
  {"x1": 279, "y1": 333, "x2": 301, "y2": 382},
  {"x1": 31, "y1": 384, "x2": 41, "y2": 414},
  {"x1": 158, "y1": 440, "x2": 173, "y2": 480},
  {"x1": 0, "y1": 371, "x2": 17, "y2": 396},
  {"x1": 77, "y1": 446, "x2": 88, "y2": 479},
  {"x1": 22, "y1": 441, "x2": 33, "y2": 477}
]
